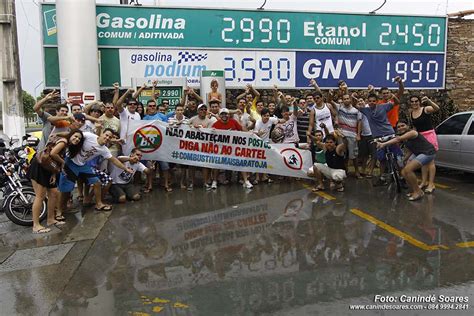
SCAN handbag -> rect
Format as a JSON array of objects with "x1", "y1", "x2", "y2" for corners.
[{"x1": 36, "y1": 139, "x2": 62, "y2": 174}]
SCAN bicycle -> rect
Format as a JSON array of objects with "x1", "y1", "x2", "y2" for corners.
[{"x1": 373, "y1": 135, "x2": 403, "y2": 193}]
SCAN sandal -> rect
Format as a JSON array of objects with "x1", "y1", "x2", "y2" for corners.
[
  {"x1": 165, "y1": 187, "x2": 173, "y2": 192},
  {"x1": 143, "y1": 187, "x2": 152, "y2": 194},
  {"x1": 55, "y1": 215, "x2": 65, "y2": 221},
  {"x1": 424, "y1": 187, "x2": 436, "y2": 194},
  {"x1": 408, "y1": 193, "x2": 424, "y2": 201},
  {"x1": 95, "y1": 205, "x2": 113, "y2": 211},
  {"x1": 312, "y1": 185, "x2": 325, "y2": 192},
  {"x1": 336, "y1": 186, "x2": 345, "y2": 192},
  {"x1": 33, "y1": 227, "x2": 51, "y2": 234},
  {"x1": 365, "y1": 174, "x2": 373, "y2": 179},
  {"x1": 50, "y1": 221, "x2": 66, "y2": 228},
  {"x1": 252, "y1": 180, "x2": 259, "y2": 185}
]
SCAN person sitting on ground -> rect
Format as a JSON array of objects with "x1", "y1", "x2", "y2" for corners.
[
  {"x1": 109, "y1": 148, "x2": 152, "y2": 203},
  {"x1": 375, "y1": 120, "x2": 436, "y2": 201},
  {"x1": 307, "y1": 133, "x2": 347, "y2": 192}
]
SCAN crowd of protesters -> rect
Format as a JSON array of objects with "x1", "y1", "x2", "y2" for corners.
[{"x1": 29, "y1": 78, "x2": 440, "y2": 234}]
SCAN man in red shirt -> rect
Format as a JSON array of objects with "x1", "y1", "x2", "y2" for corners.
[{"x1": 211, "y1": 108, "x2": 253, "y2": 189}]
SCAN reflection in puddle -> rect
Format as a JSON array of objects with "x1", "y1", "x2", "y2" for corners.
[{"x1": 56, "y1": 189, "x2": 474, "y2": 315}]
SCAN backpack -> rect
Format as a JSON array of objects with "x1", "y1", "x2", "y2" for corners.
[{"x1": 36, "y1": 136, "x2": 64, "y2": 174}]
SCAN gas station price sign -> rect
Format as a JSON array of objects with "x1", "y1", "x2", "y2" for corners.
[
  {"x1": 139, "y1": 87, "x2": 182, "y2": 110},
  {"x1": 42, "y1": 4, "x2": 447, "y2": 89}
]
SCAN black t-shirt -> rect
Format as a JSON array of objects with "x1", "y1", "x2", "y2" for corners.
[{"x1": 325, "y1": 149, "x2": 345, "y2": 170}]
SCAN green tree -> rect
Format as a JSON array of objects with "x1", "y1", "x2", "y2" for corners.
[{"x1": 22, "y1": 90, "x2": 36, "y2": 116}]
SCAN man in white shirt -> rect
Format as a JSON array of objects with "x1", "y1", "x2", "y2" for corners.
[
  {"x1": 109, "y1": 148, "x2": 151, "y2": 203},
  {"x1": 307, "y1": 91, "x2": 337, "y2": 137},
  {"x1": 58, "y1": 129, "x2": 133, "y2": 212},
  {"x1": 115, "y1": 84, "x2": 141, "y2": 143},
  {"x1": 253, "y1": 108, "x2": 279, "y2": 142}
]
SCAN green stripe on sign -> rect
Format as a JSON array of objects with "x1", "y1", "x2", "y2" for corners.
[
  {"x1": 100, "y1": 49, "x2": 121, "y2": 87},
  {"x1": 43, "y1": 48, "x2": 120, "y2": 88}
]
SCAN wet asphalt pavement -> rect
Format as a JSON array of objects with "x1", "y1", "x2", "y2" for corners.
[{"x1": 0, "y1": 169, "x2": 473, "y2": 316}]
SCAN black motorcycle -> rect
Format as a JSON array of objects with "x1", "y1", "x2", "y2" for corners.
[{"x1": 0, "y1": 137, "x2": 46, "y2": 226}]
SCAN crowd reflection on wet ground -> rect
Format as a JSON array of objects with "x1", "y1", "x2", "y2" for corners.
[
  {"x1": 50, "y1": 176, "x2": 474, "y2": 316},
  {"x1": 1, "y1": 174, "x2": 473, "y2": 315}
]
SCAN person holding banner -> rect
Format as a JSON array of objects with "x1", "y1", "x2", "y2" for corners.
[
  {"x1": 143, "y1": 99, "x2": 174, "y2": 193},
  {"x1": 168, "y1": 104, "x2": 191, "y2": 189},
  {"x1": 207, "y1": 98, "x2": 221, "y2": 125},
  {"x1": 233, "y1": 98, "x2": 254, "y2": 131},
  {"x1": 212, "y1": 108, "x2": 253, "y2": 189},
  {"x1": 109, "y1": 149, "x2": 152, "y2": 203},
  {"x1": 277, "y1": 102, "x2": 300, "y2": 145},
  {"x1": 188, "y1": 104, "x2": 215, "y2": 190}
]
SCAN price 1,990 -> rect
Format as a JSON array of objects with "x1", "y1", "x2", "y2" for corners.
[
  {"x1": 386, "y1": 60, "x2": 439, "y2": 83},
  {"x1": 222, "y1": 53, "x2": 295, "y2": 87}
]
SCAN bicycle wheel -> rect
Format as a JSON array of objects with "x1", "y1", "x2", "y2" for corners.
[
  {"x1": 4, "y1": 188, "x2": 47, "y2": 226},
  {"x1": 388, "y1": 155, "x2": 402, "y2": 193}
]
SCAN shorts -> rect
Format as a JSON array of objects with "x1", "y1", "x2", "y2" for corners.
[
  {"x1": 92, "y1": 168, "x2": 112, "y2": 187},
  {"x1": 358, "y1": 135, "x2": 376, "y2": 159},
  {"x1": 58, "y1": 158, "x2": 100, "y2": 193},
  {"x1": 409, "y1": 153, "x2": 436, "y2": 166},
  {"x1": 27, "y1": 157, "x2": 56, "y2": 188},
  {"x1": 345, "y1": 137, "x2": 358, "y2": 159},
  {"x1": 376, "y1": 144, "x2": 403, "y2": 162},
  {"x1": 110, "y1": 183, "x2": 139, "y2": 201},
  {"x1": 312, "y1": 163, "x2": 347, "y2": 182},
  {"x1": 158, "y1": 161, "x2": 170, "y2": 171}
]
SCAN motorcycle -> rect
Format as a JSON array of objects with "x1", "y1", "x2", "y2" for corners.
[{"x1": 0, "y1": 135, "x2": 46, "y2": 226}]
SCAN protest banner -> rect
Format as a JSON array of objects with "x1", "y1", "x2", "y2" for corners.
[{"x1": 125, "y1": 120, "x2": 312, "y2": 179}]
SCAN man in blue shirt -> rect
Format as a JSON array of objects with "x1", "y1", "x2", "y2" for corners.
[
  {"x1": 355, "y1": 93, "x2": 402, "y2": 186},
  {"x1": 143, "y1": 100, "x2": 175, "y2": 122},
  {"x1": 143, "y1": 99, "x2": 175, "y2": 192}
]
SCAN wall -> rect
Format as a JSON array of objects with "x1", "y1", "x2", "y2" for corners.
[{"x1": 445, "y1": 19, "x2": 474, "y2": 111}]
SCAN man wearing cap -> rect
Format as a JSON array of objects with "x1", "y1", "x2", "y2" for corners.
[
  {"x1": 188, "y1": 104, "x2": 214, "y2": 189},
  {"x1": 115, "y1": 84, "x2": 141, "y2": 145},
  {"x1": 211, "y1": 108, "x2": 253, "y2": 189}
]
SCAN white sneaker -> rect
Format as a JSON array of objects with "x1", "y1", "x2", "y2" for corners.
[
  {"x1": 211, "y1": 180, "x2": 218, "y2": 189},
  {"x1": 204, "y1": 183, "x2": 212, "y2": 190},
  {"x1": 243, "y1": 180, "x2": 253, "y2": 189},
  {"x1": 187, "y1": 184, "x2": 194, "y2": 191}
]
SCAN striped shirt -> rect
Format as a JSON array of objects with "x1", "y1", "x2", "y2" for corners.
[
  {"x1": 336, "y1": 104, "x2": 361, "y2": 138},
  {"x1": 297, "y1": 110, "x2": 311, "y2": 143}
]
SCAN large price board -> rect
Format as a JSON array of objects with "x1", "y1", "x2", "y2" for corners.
[
  {"x1": 120, "y1": 49, "x2": 444, "y2": 89},
  {"x1": 41, "y1": 4, "x2": 447, "y2": 89}
]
